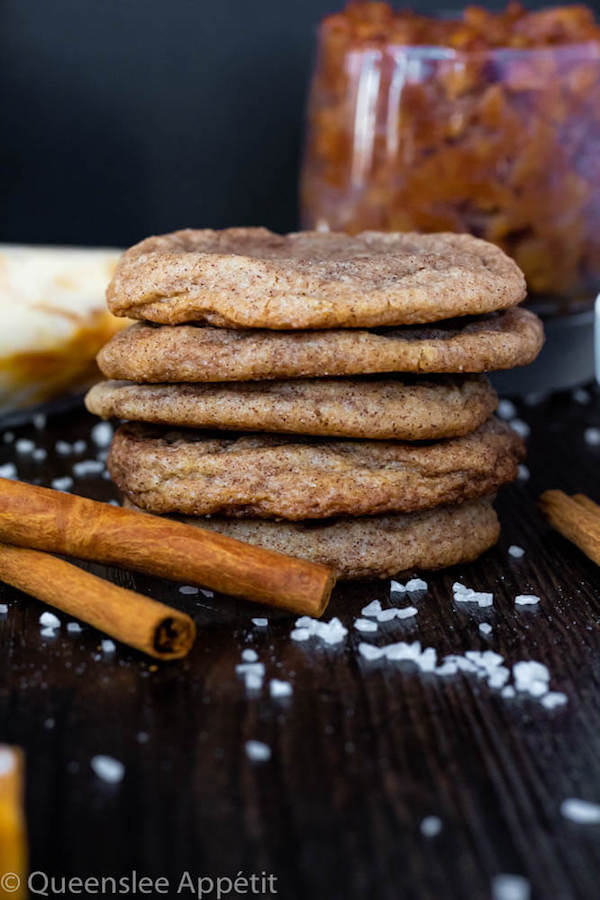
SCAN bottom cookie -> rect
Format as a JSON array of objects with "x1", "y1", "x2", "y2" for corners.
[{"x1": 124, "y1": 497, "x2": 499, "y2": 579}]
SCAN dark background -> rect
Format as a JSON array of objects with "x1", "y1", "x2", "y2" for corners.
[{"x1": 2, "y1": 0, "x2": 600, "y2": 247}]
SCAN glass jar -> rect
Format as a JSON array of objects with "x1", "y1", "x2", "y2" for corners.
[{"x1": 301, "y1": 21, "x2": 600, "y2": 315}]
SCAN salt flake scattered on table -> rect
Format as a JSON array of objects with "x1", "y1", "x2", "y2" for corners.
[
  {"x1": 479, "y1": 623, "x2": 493, "y2": 635},
  {"x1": 270, "y1": 679, "x2": 292, "y2": 698},
  {"x1": 91, "y1": 422, "x2": 114, "y2": 448},
  {"x1": 32, "y1": 448, "x2": 47, "y2": 462},
  {"x1": 453, "y1": 582, "x2": 493, "y2": 608},
  {"x1": 55, "y1": 440, "x2": 72, "y2": 456},
  {"x1": 242, "y1": 649, "x2": 258, "y2": 662},
  {"x1": 561, "y1": 798, "x2": 600, "y2": 824},
  {"x1": 72, "y1": 459, "x2": 104, "y2": 477},
  {"x1": 584, "y1": 427, "x2": 600, "y2": 446},
  {"x1": 354, "y1": 618, "x2": 378, "y2": 633},
  {"x1": 72, "y1": 440, "x2": 87, "y2": 454},
  {"x1": 101, "y1": 639, "x2": 116, "y2": 654},
  {"x1": 420, "y1": 816, "x2": 442, "y2": 837},
  {"x1": 40, "y1": 627, "x2": 58, "y2": 638},
  {"x1": 39, "y1": 611, "x2": 60, "y2": 629},
  {"x1": 497, "y1": 399, "x2": 517, "y2": 420},
  {"x1": 513, "y1": 661, "x2": 549, "y2": 697},
  {"x1": 361, "y1": 600, "x2": 382, "y2": 617},
  {"x1": 541, "y1": 691, "x2": 568, "y2": 710},
  {"x1": 508, "y1": 545, "x2": 525, "y2": 558},
  {"x1": 251, "y1": 618, "x2": 268, "y2": 627},
  {"x1": 510, "y1": 419, "x2": 530, "y2": 439},
  {"x1": 291, "y1": 628, "x2": 310, "y2": 642},
  {"x1": 15, "y1": 438, "x2": 35, "y2": 454},
  {"x1": 492, "y1": 873, "x2": 530, "y2": 900},
  {"x1": 573, "y1": 387, "x2": 590, "y2": 404},
  {"x1": 245, "y1": 740, "x2": 271, "y2": 762},
  {"x1": 517, "y1": 464, "x2": 530, "y2": 481},
  {"x1": 390, "y1": 580, "x2": 406, "y2": 593},
  {"x1": 0, "y1": 463, "x2": 17, "y2": 479},
  {"x1": 515, "y1": 594, "x2": 540, "y2": 606},
  {"x1": 405, "y1": 578, "x2": 428, "y2": 592},
  {"x1": 67, "y1": 622, "x2": 82, "y2": 634},
  {"x1": 91, "y1": 755, "x2": 125, "y2": 784},
  {"x1": 293, "y1": 616, "x2": 347, "y2": 645},
  {"x1": 358, "y1": 643, "x2": 386, "y2": 661},
  {"x1": 0, "y1": 604, "x2": 7, "y2": 615},
  {"x1": 51, "y1": 476, "x2": 73, "y2": 492},
  {"x1": 178, "y1": 585, "x2": 198, "y2": 595}
]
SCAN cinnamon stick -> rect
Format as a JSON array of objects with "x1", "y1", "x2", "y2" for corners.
[
  {"x1": 0, "y1": 745, "x2": 27, "y2": 900},
  {"x1": 0, "y1": 478, "x2": 335, "y2": 617},
  {"x1": 0, "y1": 542, "x2": 196, "y2": 659},
  {"x1": 539, "y1": 489, "x2": 600, "y2": 566}
]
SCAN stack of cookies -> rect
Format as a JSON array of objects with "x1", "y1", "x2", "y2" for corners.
[{"x1": 85, "y1": 229, "x2": 543, "y2": 579}]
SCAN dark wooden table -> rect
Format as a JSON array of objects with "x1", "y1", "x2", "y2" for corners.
[{"x1": 2, "y1": 387, "x2": 600, "y2": 900}]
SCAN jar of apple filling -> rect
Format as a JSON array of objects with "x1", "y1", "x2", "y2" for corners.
[{"x1": 301, "y1": 2, "x2": 600, "y2": 318}]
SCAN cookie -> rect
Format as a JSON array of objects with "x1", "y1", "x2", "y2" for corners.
[
  {"x1": 86, "y1": 374, "x2": 497, "y2": 441},
  {"x1": 107, "y1": 418, "x2": 524, "y2": 520},
  {"x1": 123, "y1": 497, "x2": 500, "y2": 580},
  {"x1": 107, "y1": 228, "x2": 526, "y2": 329},
  {"x1": 97, "y1": 307, "x2": 543, "y2": 382}
]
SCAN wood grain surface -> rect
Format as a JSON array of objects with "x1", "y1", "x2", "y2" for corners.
[{"x1": 1, "y1": 389, "x2": 600, "y2": 900}]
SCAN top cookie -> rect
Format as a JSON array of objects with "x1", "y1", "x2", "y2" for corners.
[{"x1": 107, "y1": 228, "x2": 527, "y2": 330}]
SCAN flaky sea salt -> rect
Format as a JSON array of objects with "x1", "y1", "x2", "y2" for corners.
[
  {"x1": 293, "y1": 616, "x2": 348, "y2": 645},
  {"x1": 497, "y1": 399, "x2": 517, "y2": 420},
  {"x1": 91, "y1": 422, "x2": 114, "y2": 448},
  {"x1": 354, "y1": 618, "x2": 378, "y2": 633},
  {"x1": 178, "y1": 585, "x2": 199, "y2": 595},
  {"x1": 39, "y1": 611, "x2": 60, "y2": 629},
  {"x1": 32, "y1": 448, "x2": 47, "y2": 462},
  {"x1": 541, "y1": 692, "x2": 568, "y2": 709},
  {"x1": 67, "y1": 622, "x2": 82, "y2": 634},
  {"x1": 513, "y1": 661, "x2": 549, "y2": 697},
  {"x1": 517, "y1": 464, "x2": 530, "y2": 481},
  {"x1": 236, "y1": 662, "x2": 265, "y2": 678},
  {"x1": 390, "y1": 580, "x2": 406, "y2": 593},
  {"x1": 101, "y1": 639, "x2": 116, "y2": 654},
  {"x1": 244, "y1": 673, "x2": 262, "y2": 691},
  {"x1": 479, "y1": 623, "x2": 493, "y2": 635},
  {"x1": 358, "y1": 642, "x2": 386, "y2": 661},
  {"x1": 51, "y1": 476, "x2": 73, "y2": 492},
  {"x1": 15, "y1": 438, "x2": 35, "y2": 454},
  {"x1": 453, "y1": 582, "x2": 493, "y2": 608},
  {"x1": 573, "y1": 387, "x2": 591, "y2": 404},
  {"x1": 245, "y1": 740, "x2": 271, "y2": 762},
  {"x1": 0, "y1": 463, "x2": 17, "y2": 480},
  {"x1": 515, "y1": 594, "x2": 540, "y2": 606},
  {"x1": 501, "y1": 686, "x2": 516, "y2": 699},
  {"x1": 251, "y1": 618, "x2": 268, "y2": 627},
  {"x1": 55, "y1": 440, "x2": 72, "y2": 455},
  {"x1": 405, "y1": 578, "x2": 428, "y2": 592},
  {"x1": 91, "y1": 755, "x2": 124, "y2": 784},
  {"x1": 510, "y1": 419, "x2": 530, "y2": 439},
  {"x1": 242, "y1": 649, "x2": 258, "y2": 662},
  {"x1": 0, "y1": 604, "x2": 7, "y2": 615},
  {"x1": 584, "y1": 427, "x2": 600, "y2": 446},
  {"x1": 561, "y1": 798, "x2": 600, "y2": 824},
  {"x1": 361, "y1": 600, "x2": 382, "y2": 617},
  {"x1": 508, "y1": 545, "x2": 525, "y2": 558},
  {"x1": 72, "y1": 459, "x2": 104, "y2": 477},
  {"x1": 420, "y1": 816, "x2": 442, "y2": 837},
  {"x1": 492, "y1": 874, "x2": 530, "y2": 900},
  {"x1": 291, "y1": 628, "x2": 310, "y2": 642},
  {"x1": 72, "y1": 440, "x2": 87, "y2": 454},
  {"x1": 270, "y1": 679, "x2": 292, "y2": 698},
  {"x1": 377, "y1": 606, "x2": 418, "y2": 622},
  {"x1": 40, "y1": 627, "x2": 57, "y2": 638}
]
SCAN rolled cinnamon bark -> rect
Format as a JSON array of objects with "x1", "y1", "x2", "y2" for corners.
[
  {"x1": 0, "y1": 478, "x2": 335, "y2": 617},
  {"x1": 0, "y1": 542, "x2": 196, "y2": 659},
  {"x1": 0, "y1": 745, "x2": 27, "y2": 900}
]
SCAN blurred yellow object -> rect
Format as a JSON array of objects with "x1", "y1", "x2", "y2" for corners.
[
  {"x1": 0, "y1": 746, "x2": 26, "y2": 900},
  {"x1": 0, "y1": 244, "x2": 129, "y2": 413}
]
